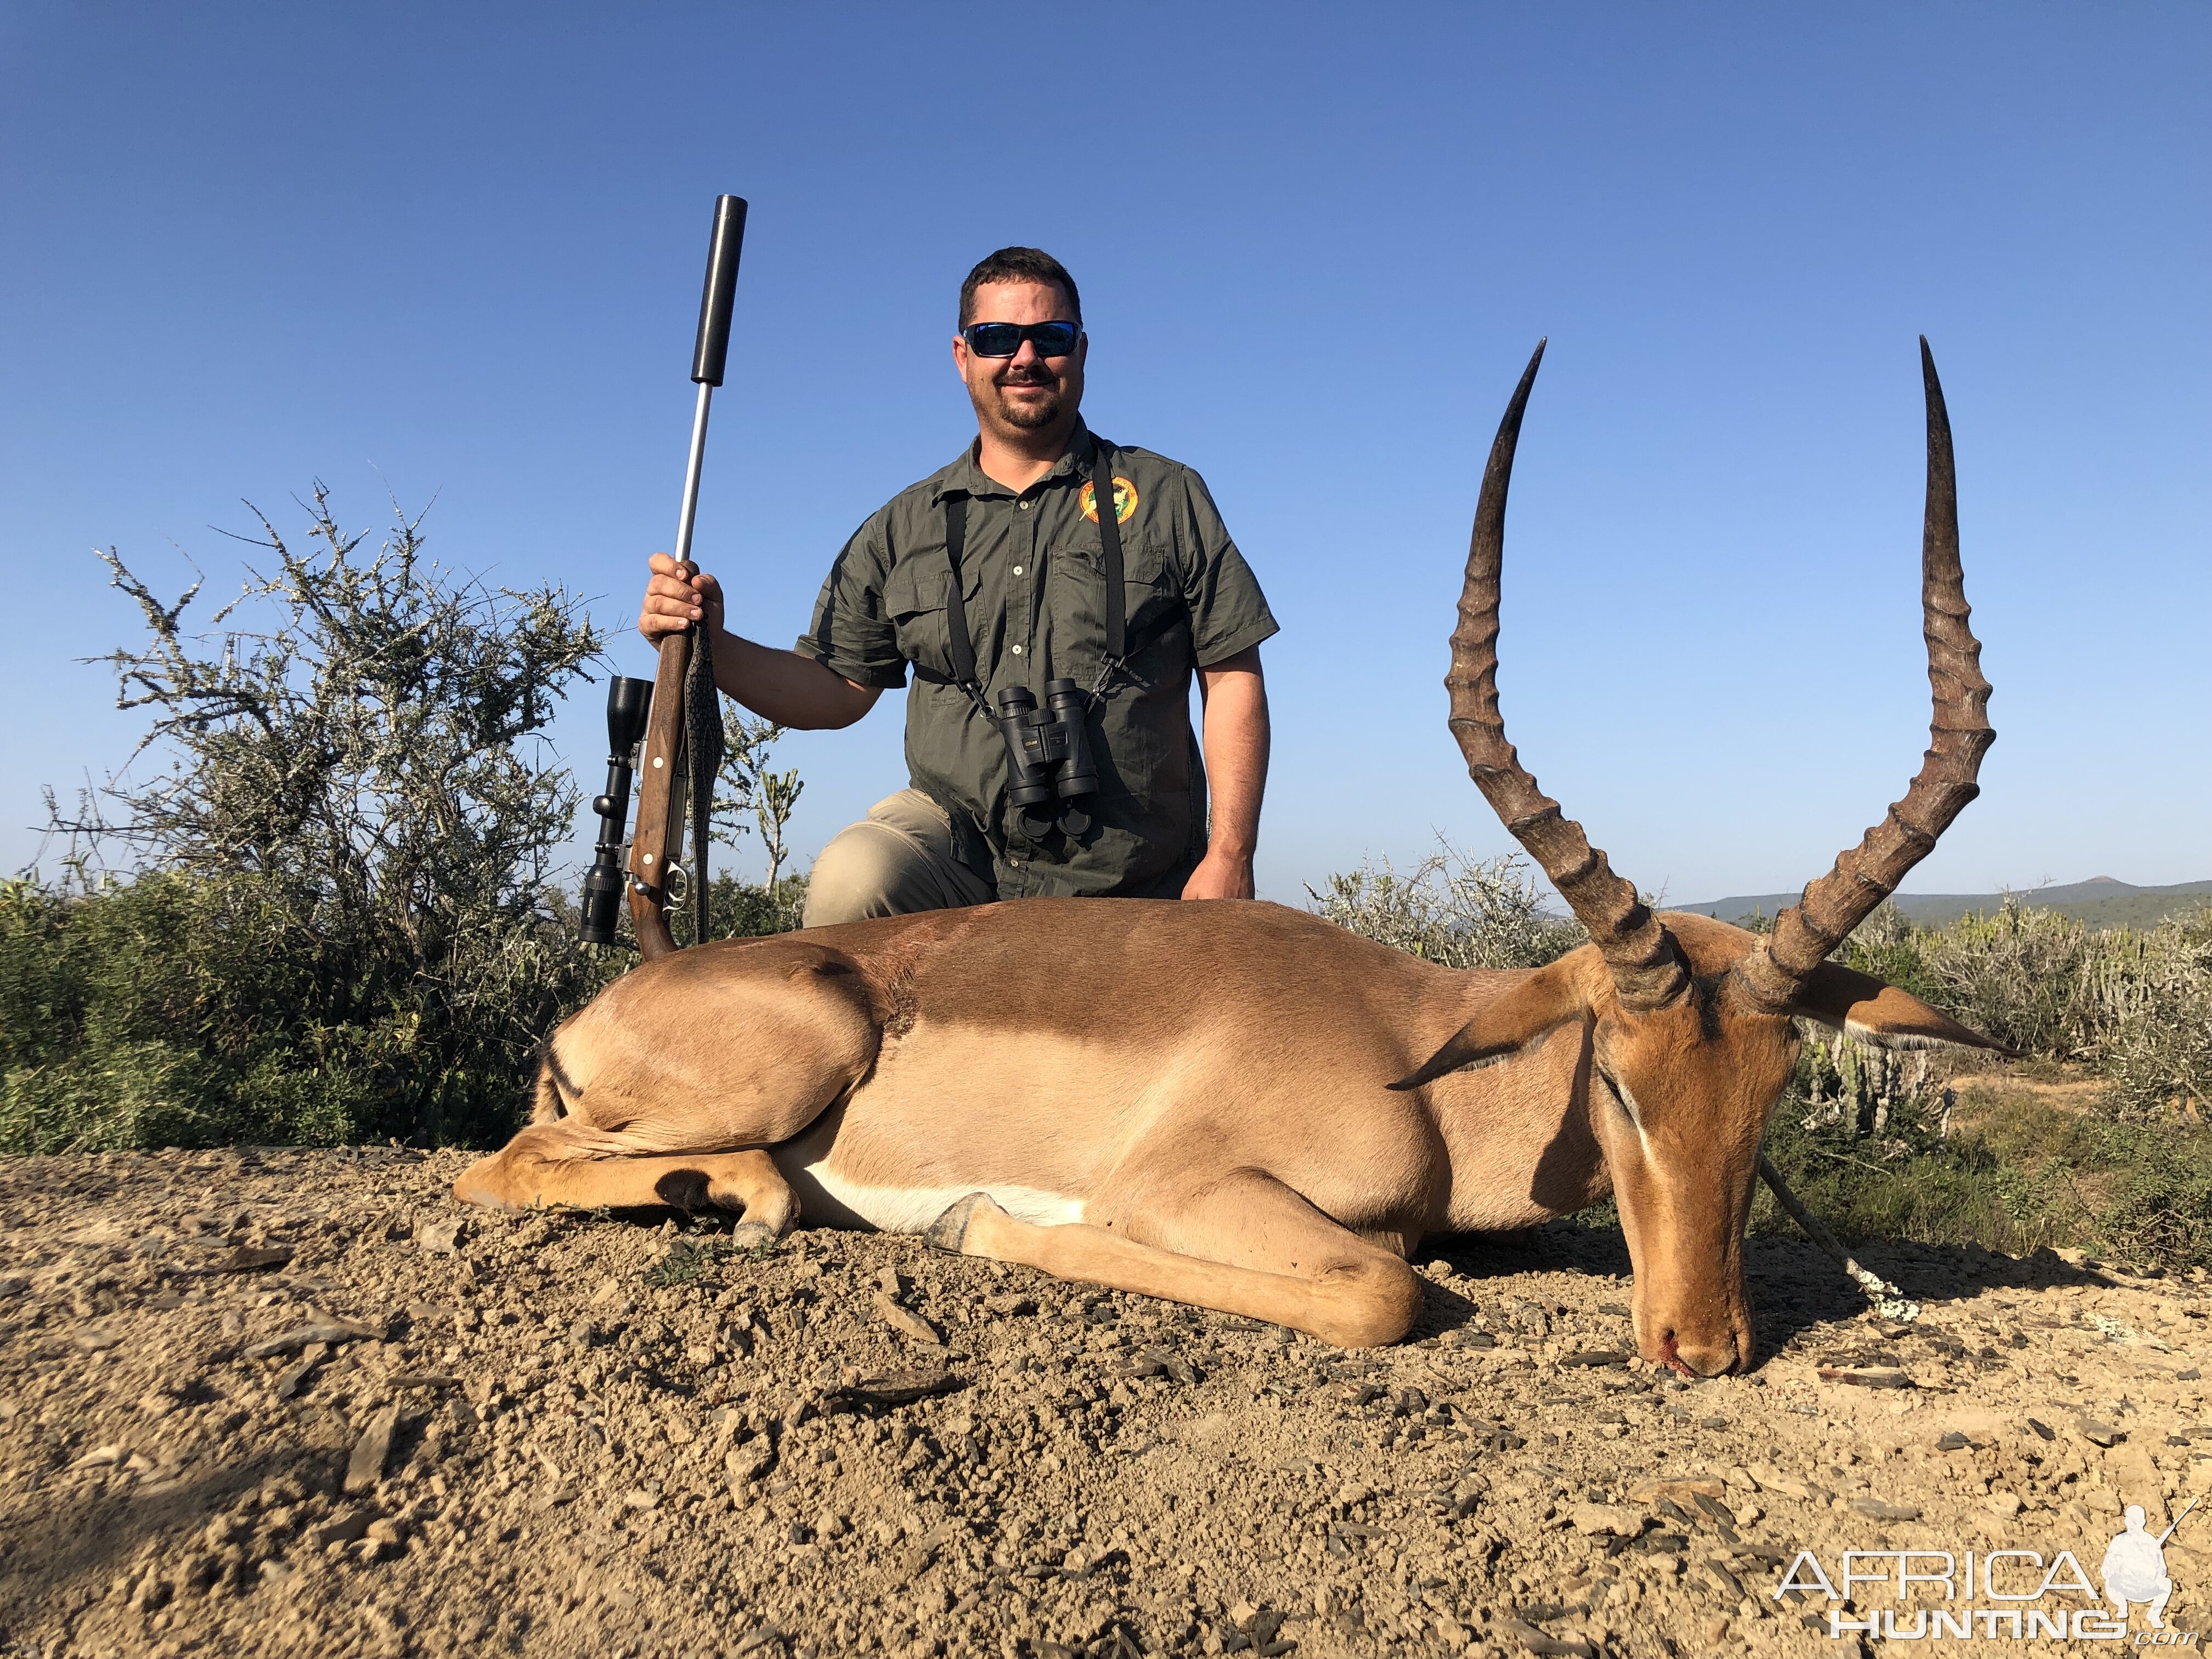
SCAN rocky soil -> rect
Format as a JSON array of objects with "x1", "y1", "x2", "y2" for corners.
[{"x1": 3, "y1": 1146, "x2": 2209, "y2": 1659}]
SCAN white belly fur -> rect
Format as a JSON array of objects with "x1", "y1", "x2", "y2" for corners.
[{"x1": 798, "y1": 1161, "x2": 1085, "y2": 1234}]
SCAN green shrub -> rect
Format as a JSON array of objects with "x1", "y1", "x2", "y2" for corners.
[
  {"x1": 7, "y1": 488, "x2": 804, "y2": 1154},
  {"x1": 1309, "y1": 843, "x2": 1586, "y2": 971}
]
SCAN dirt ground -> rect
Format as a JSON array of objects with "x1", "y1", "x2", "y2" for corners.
[{"x1": 3, "y1": 1146, "x2": 2208, "y2": 1659}]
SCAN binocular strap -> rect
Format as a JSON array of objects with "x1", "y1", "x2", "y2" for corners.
[{"x1": 941, "y1": 448, "x2": 1130, "y2": 716}]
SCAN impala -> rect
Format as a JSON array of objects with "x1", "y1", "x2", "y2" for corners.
[{"x1": 458, "y1": 340, "x2": 1999, "y2": 1375}]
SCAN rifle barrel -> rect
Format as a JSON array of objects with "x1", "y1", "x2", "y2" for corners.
[
  {"x1": 2158, "y1": 1494, "x2": 2200, "y2": 1545},
  {"x1": 675, "y1": 380, "x2": 714, "y2": 569}
]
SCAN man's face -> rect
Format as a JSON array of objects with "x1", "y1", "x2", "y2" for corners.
[{"x1": 953, "y1": 279, "x2": 1086, "y2": 439}]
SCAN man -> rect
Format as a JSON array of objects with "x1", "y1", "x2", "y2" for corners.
[
  {"x1": 2101, "y1": 1505, "x2": 2175, "y2": 1628},
  {"x1": 638, "y1": 247, "x2": 1277, "y2": 926}
]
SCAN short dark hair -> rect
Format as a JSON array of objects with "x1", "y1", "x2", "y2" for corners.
[{"x1": 958, "y1": 247, "x2": 1081, "y2": 328}]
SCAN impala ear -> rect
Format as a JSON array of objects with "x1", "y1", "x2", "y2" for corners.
[
  {"x1": 1791, "y1": 960, "x2": 2016, "y2": 1055},
  {"x1": 1389, "y1": 961, "x2": 1589, "y2": 1091}
]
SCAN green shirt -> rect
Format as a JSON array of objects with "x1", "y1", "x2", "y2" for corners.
[{"x1": 796, "y1": 422, "x2": 1278, "y2": 899}]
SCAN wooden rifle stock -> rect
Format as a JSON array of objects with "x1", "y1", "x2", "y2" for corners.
[{"x1": 625, "y1": 588, "x2": 694, "y2": 961}]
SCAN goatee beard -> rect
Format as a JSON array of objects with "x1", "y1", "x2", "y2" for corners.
[{"x1": 994, "y1": 383, "x2": 1061, "y2": 430}]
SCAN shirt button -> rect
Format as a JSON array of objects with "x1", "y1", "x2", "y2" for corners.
[
  {"x1": 1012, "y1": 565, "x2": 1023, "y2": 576},
  {"x1": 1019, "y1": 500, "x2": 1033, "y2": 511},
  {"x1": 1010, "y1": 644, "x2": 1023, "y2": 655}
]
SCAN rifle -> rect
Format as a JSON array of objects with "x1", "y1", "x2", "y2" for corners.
[
  {"x1": 577, "y1": 194, "x2": 747, "y2": 959},
  {"x1": 2158, "y1": 1496, "x2": 2200, "y2": 1547}
]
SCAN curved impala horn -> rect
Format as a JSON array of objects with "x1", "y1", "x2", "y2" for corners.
[
  {"x1": 1447, "y1": 341, "x2": 1689, "y2": 1013},
  {"x1": 1733, "y1": 339, "x2": 1994, "y2": 1012}
]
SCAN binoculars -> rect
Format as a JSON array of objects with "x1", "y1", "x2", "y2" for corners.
[
  {"x1": 994, "y1": 678, "x2": 1100, "y2": 839},
  {"x1": 578, "y1": 675, "x2": 657, "y2": 946}
]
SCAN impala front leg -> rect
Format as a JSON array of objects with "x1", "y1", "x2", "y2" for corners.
[{"x1": 927, "y1": 1170, "x2": 1423, "y2": 1348}]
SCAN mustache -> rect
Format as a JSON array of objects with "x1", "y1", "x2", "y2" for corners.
[{"x1": 995, "y1": 366, "x2": 1057, "y2": 387}]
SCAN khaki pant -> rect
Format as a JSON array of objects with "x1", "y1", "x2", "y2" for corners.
[{"x1": 800, "y1": 789, "x2": 996, "y2": 928}]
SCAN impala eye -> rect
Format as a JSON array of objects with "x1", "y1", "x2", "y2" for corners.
[{"x1": 1598, "y1": 1069, "x2": 1646, "y2": 1132}]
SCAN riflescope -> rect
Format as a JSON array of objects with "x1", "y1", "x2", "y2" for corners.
[
  {"x1": 994, "y1": 678, "x2": 1101, "y2": 839},
  {"x1": 578, "y1": 675, "x2": 656, "y2": 945}
]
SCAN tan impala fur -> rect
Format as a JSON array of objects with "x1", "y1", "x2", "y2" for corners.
[{"x1": 458, "y1": 340, "x2": 2002, "y2": 1373}]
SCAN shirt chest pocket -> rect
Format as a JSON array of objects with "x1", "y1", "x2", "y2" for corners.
[
  {"x1": 884, "y1": 549, "x2": 983, "y2": 684},
  {"x1": 1052, "y1": 534, "x2": 1179, "y2": 655}
]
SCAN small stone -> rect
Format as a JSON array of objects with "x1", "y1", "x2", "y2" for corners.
[
  {"x1": 1849, "y1": 1497, "x2": 1923, "y2": 1521},
  {"x1": 1494, "y1": 1616, "x2": 1595, "y2": 1657},
  {"x1": 1987, "y1": 1492, "x2": 2025, "y2": 1517},
  {"x1": 878, "y1": 1266, "x2": 905, "y2": 1297},
  {"x1": 623, "y1": 1487, "x2": 660, "y2": 1511},
  {"x1": 274, "y1": 1342, "x2": 328, "y2": 1401},
  {"x1": 1702, "y1": 1616, "x2": 1730, "y2": 1643},
  {"x1": 983, "y1": 1293, "x2": 1037, "y2": 1317},
  {"x1": 873, "y1": 1291, "x2": 942, "y2": 1345},
  {"x1": 1568, "y1": 1503, "x2": 1645, "y2": 1537},
  {"x1": 1626, "y1": 1477, "x2": 1724, "y2": 1504},
  {"x1": 72, "y1": 1324, "x2": 125, "y2": 1354},
  {"x1": 1557, "y1": 1349, "x2": 1630, "y2": 1369},
  {"x1": 1136, "y1": 1345, "x2": 1199, "y2": 1385},
  {"x1": 725, "y1": 1441, "x2": 776, "y2": 1485},
  {"x1": 308, "y1": 1505, "x2": 376, "y2": 1548},
  {"x1": 828, "y1": 1369, "x2": 963, "y2": 1409},
  {"x1": 2074, "y1": 1416, "x2": 2122, "y2": 1448},
  {"x1": 212, "y1": 1245, "x2": 293, "y2": 1273},
  {"x1": 1818, "y1": 1365, "x2": 1915, "y2": 1390},
  {"x1": 1936, "y1": 1431, "x2": 1971, "y2": 1452},
  {"x1": 415, "y1": 1217, "x2": 465, "y2": 1256},
  {"x1": 242, "y1": 1316, "x2": 379, "y2": 1360},
  {"x1": 345, "y1": 1406, "x2": 398, "y2": 1495},
  {"x1": 365, "y1": 1516, "x2": 407, "y2": 1549}
]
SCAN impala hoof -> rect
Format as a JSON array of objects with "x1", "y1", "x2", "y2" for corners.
[
  {"x1": 730, "y1": 1221, "x2": 779, "y2": 1252},
  {"x1": 923, "y1": 1192, "x2": 989, "y2": 1255}
]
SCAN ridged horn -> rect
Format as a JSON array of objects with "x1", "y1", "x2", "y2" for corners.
[
  {"x1": 1732, "y1": 338, "x2": 1994, "y2": 1012},
  {"x1": 1447, "y1": 341, "x2": 1688, "y2": 1013}
]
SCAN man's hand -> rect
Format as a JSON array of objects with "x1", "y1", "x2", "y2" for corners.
[
  {"x1": 1182, "y1": 645, "x2": 1270, "y2": 902},
  {"x1": 639, "y1": 552, "x2": 723, "y2": 643},
  {"x1": 1181, "y1": 849, "x2": 1256, "y2": 901},
  {"x1": 635, "y1": 550, "x2": 882, "y2": 731}
]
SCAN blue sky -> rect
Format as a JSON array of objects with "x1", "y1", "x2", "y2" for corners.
[{"x1": 4, "y1": 3, "x2": 2205, "y2": 904}]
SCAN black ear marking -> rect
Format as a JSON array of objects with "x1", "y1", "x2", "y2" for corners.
[{"x1": 1388, "y1": 1032, "x2": 1519, "y2": 1092}]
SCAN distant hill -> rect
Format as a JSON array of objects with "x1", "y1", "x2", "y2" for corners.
[{"x1": 1674, "y1": 876, "x2": 2212, "y2": 932}]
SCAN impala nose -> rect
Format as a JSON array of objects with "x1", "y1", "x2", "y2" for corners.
[{"x1": 1654, "y1": 1327, "x2": 1740, "y2": 1378}]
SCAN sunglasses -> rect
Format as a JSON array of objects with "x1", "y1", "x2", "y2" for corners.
[{"x1": 960, "y1": 320, "x2": 1080, "y2": 358}]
